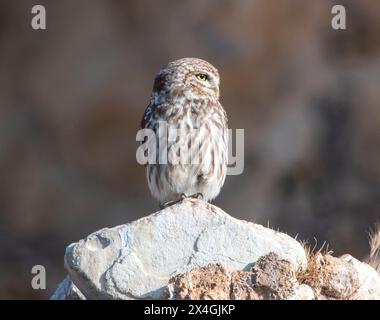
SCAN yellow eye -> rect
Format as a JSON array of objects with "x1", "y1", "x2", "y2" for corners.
[{"x1": 196, "y1": 74, "x2": 209, "y2": 81}]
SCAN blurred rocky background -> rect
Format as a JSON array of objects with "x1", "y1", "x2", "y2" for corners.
[{"x1": 0, "y1": 0, "x2": 379, "y2": 299}]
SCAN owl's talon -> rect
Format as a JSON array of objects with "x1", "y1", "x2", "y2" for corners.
[
  {"x1": 180, "y1": 192, "x2": 203, "y2": 200},
  {"x1": 160, "y1": 192, "x2": 204, "y2": 209},
  {"x1": 160, "y1": 199, "x2": 180, "y2": 209},
  {"x1": 189, "y1": 193, "x2": 203, "y2": 200},
  {"x1": 160, "y1": 195, "x2": 187, "y2": 209}
]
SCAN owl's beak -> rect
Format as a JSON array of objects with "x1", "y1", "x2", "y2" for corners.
[{"x1": 214, "y1": 85, "x2": 220, "y2": 97}]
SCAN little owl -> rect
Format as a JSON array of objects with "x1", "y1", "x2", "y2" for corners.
[{"x1": 141, "y1": 58, "x2": 228, "y2": 208}]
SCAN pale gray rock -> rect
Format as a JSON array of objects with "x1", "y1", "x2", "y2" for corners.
[
  {"x1": 50, "y1": 275, "x2": 86, "y2": 300},
  {"x1": 61, "y1": 198, "x2": 308, "y2": 299},
  {"x1": 340, "y1": 254, "x2": 380, "y2": 300},
  {"x1": 286, "y1": 284, "x2": 315, "y2": 300}
]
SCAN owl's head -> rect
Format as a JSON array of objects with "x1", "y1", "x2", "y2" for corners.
[{"x1": 153, "y1": 58, "x2": 220, "y2": 101}]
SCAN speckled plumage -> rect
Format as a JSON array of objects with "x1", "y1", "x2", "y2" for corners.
[{"x1": 141, "y1": 58, "x2": 228, "y2": 207}]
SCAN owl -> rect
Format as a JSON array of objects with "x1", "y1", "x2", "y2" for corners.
[{"x1": 141, "y1": 58, "x2": 228, "y2": 208}]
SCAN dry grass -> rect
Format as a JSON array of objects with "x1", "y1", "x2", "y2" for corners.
[
  {"x1": 368, "y1": 223, "x2": 380, "y2": 273},
  {"x1": 296, "y1": 238, "x2": 333, "y2": 286}
]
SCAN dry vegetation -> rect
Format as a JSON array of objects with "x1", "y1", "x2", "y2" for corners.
[
  {"x1": 296, "y1": 239, "x2": 333, "y2": 287},
  {"x1": 297, "y1": 222, "x2": 380, "y2": 287},
  {"x1": 368, "y1": 223, "x2": 380, "y2": 273}
]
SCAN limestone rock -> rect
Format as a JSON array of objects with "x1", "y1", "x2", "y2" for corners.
[
  {"x1": 51, "y1": 198, "x2": 380, "y2": 300},
  {"x1": 60, "y1": 198, "x2": 307, "y2": 299},
  {"x1": 286, "y1": 284, "x2": 315, "y2": 300},
  {"x1": 321, "y1": 255, "x2": 359, "y2": 299},
  {"x1": 302, "y1": 253, "x2": 380, "y2": 300},
  {"x1": 50, "y1": 275, "x2": 85, "y2": 300},
  {"x1": 316, "y1": 254, "x2": 359, "y2": 299},
  {"x1": 340, "y1": 254, "x2": 380, "y2": 300}
]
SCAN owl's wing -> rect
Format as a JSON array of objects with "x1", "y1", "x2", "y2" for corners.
[
  {"x1": 141, "y1": 102, "x2": 175, "y2": 129},
  {"x1": 141, "y1": 103, "x2": 154, "y2": 129},
  {"x1": 140, "y1": 102, "x2": 178, "y2": 166}
]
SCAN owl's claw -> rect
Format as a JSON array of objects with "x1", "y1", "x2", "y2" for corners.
[
  {"x1": 189, "y1": 193, "x2": 203, "y2": 200},
  {"x1": 180, "y1": 192, "x2": 203, "y2": 200},
  {"x1": 160, "y1": 193, "x2": 204, "y2": 209},
  {"x1": 160, "y1": 198, "x2": 183, "y2": 209}
]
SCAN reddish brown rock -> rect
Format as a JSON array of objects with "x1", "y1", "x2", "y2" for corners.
[
  {"x1": 167, "y1": 264, "x2": 231, "y2": 300},
  {"x1": 165, "y1": 251, "x2": 380, "y2": 300},
  {"x1": 250, "y1": 252, "x2": 298, "y2": 299},
  {"x1": 302, "y1": 254, "x2": 359, "y2": 299},
  {"x1": 167, "y1": 253, "x2": 299, "y2": 300},
  {"x1": 319, "y1": 255, "x2": 359, "y2": 299}
]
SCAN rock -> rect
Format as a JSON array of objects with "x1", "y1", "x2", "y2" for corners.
[
  {"x1": 167, "y1": 252, "x2": 380, "y2": 300},
  {"x1": 230, "y1": 270, "x2": 258, "y2": 299},
  {"x1": 168, "y1": 252, "x2": 301, "y2": 300},
  {"x1": 60, "y1": 198, "x2": 308, "y2": 299},
  {"x1": 249, "y1": 252, "x2": 298, "y2": 299},
  {"x1": 286, "y1": 284, "x2": 315, "y2": 300},
  {"x1": 340, "y1": 254, "x2": 380, "y2": 300},
  {"x1": 50, "y1": 275, "x2": 85, "y2": 300},
  {"x1": 301, "y1": 253, "x2": 380, "y2": 300},
  {"x1": 167, "y1": 264, "x2": 231, "y2": 300},
  {"x1": 52, "y1": 198, "x2": 380, "y2": 300},
  {"x1": 319, "y1": 255, "x2": 359, "y2": 299}
]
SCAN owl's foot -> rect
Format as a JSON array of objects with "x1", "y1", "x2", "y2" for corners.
[
  {"x1": 180, "y1": 192, "x2": 203, "y2": 200},
  {"x1": 160, "y1": 197, "x2": 183, "y2": 209},
  {"x1": 160, "y1": 193, "x2": 204, "y2": 209},
  {"x1": 188, "y1": 192, "x2": 204, "y2": 200}
]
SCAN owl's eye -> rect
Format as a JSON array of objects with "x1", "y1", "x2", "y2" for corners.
[{"x1": 195, "y1": 74, "x2": 209, "y2": 81}]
